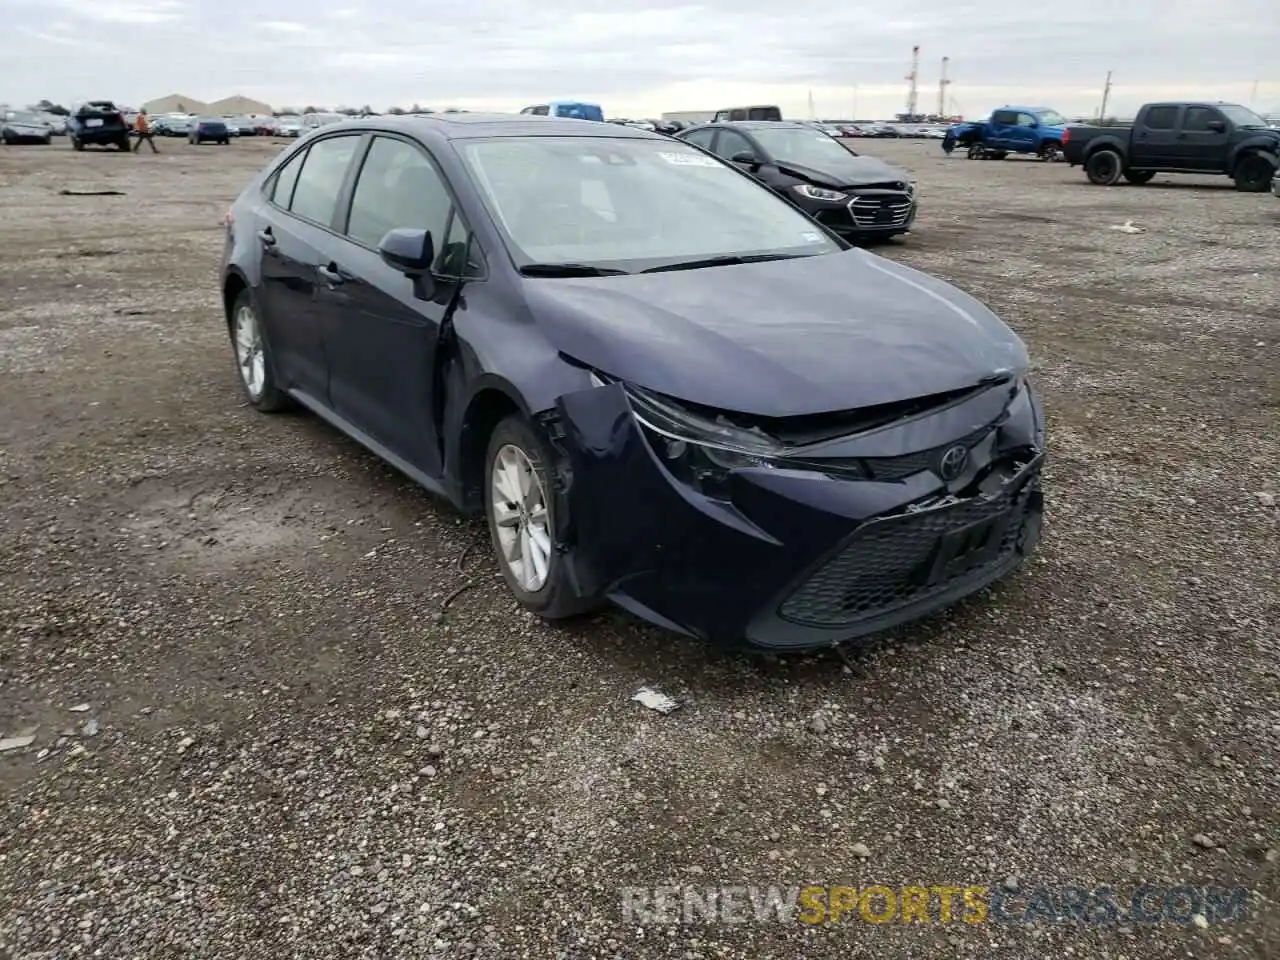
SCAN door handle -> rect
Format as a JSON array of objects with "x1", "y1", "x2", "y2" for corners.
[
  {"x1": 257, "y1": 228, "x2": 276, "y2": 247},
  {"x1": 317, "y1": 263, "x2": 346, "y2": 285}
]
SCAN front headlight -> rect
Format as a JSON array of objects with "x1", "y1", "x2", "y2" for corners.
[
  {"x1": 794, "y1": 184, "x2": 847, "y2": 202},
  {"x1": 593, "y1": 375, "x2": 784, "y2": 498}
]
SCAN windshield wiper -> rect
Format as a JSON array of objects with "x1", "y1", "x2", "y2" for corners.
[
  {"x1": 640, "y1": 253, "x2": 810, "y2": 274},
  {"x1": 519, "y1": 262, "x2": 629, "y2": 277}
]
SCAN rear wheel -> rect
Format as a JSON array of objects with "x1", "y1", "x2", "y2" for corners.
[
  {"x1": 116, "y1": 137, "x2": 130, "y2": 151},
  {"x1": 71, "y1": 136, "x2": 84, "y2": 151},
  {"x1": 966, "y1": 142, "x2": 985, "y2": 159},
  {"x1": 229, "y1": 289, "x2": 290, "y2": 412},
  {"x1": 1233, "y1": 153, "x2": 1274, "y2": 192},
  {"x1": 1123, "y1": 169, "x2": 1155, "y2": 185},
  {"x1": 1085, "y1": 149, "x2": 1123, "y2": 185},
  {"x1": 1038, "y1": 141, "x2": 1063, "y2": 161},
  {"x1": 484, "y1": 415, "x2": 598, "y2": 620}
]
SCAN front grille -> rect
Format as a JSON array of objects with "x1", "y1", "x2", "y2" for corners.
[
  {"x1": 848, "y1": 194, "x2": 913, "y2": 228},
  {"x1": 778, "y1": 467, "x2": 1040, "y2": 628},
  {"x1": 786, "y1": 425, "x2": 993, "y2": 482}
]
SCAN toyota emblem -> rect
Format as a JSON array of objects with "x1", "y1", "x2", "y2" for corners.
[{"x1": 938, "y1": 444, "x2": 969, "y2": 481}]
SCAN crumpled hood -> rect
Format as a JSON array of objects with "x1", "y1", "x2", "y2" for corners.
[
  {"x1": 778, "y1": 154, "x2": 910, "y2": 190},
  {"x1": 523, "y1": 249, "x2": 1028, "y2": 417}
]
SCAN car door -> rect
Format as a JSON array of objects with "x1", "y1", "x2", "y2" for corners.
[
  {"x1": 987, "y1": 110, "x2": 1017, "y2": 150},
  {"x1": 1010, "y1": 112, "x2": 1039, "y2": 152},
  {"x1": 1178, "y1": 105, "x2": 1231, "y2": 171},
  {"x1": 256, "y1": 134, "x2": 361, "y2": 401},
  {"x1": 319, "y1": 134, "x2": 468, "y2": 477},
  {"x1": 1130, "y1": 105, "x2": 1180, "y2": 167}
]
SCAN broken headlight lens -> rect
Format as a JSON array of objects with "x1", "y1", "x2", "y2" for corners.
[{"x1": 612, "y1": 379, "x2": 785, "y2": 498}]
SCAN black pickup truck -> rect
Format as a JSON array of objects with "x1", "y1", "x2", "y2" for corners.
[{"x1": 1063, "y1": 101, "x2": 1279, "y2": 191}]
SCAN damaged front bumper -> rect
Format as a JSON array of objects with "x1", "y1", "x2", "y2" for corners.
[{"x1": 550, "y1": 377, "x2": 1045, "y2": 650}]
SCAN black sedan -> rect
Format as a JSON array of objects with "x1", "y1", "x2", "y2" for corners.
[
  {"x1": 219, "y1": 114, "x2": 1044, "y2": 650},
  {"x1": 678, "y1": 121, "x2": 917, "y2": 239}
]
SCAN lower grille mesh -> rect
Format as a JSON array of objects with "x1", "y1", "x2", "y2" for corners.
[{"x1": 778, "y1": 471, "x2": 1039, "y2": 628}]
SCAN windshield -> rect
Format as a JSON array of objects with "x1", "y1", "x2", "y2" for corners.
[
  {"x1": 1218, "y1": 104, "x2": 1267, "y2": 128},
  {"x1": 750, "y1": 127, "x2": 854, "y2": 168},
  {"x1": 8, "y1": 111, "x2": 42, "y2": 123},
  {"x1": 552, "y1": 103, "x2": 604, "y2": 122},
  {"x1": 459, "y1": 136, "x2": 842, "y2": 272},
  {"x1": 1034, "y1": 109, "x2": 1067, "y2": 126}
]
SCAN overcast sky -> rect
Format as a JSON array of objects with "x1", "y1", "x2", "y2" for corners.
[{"x1": 5, "y1": 0, "x2": 1278, "y2": 119}]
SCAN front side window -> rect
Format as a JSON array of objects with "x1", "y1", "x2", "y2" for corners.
[
  {"x1": 712, "y1": 129, "x2": 754, "y2": 161},
  {"x1": 1183, "y1": 107, "x2": 1222, "y2": 132},
  {"x1": 288, "y1": 135, "x2": 359, "y2": 225},
  {"x1": 1016, "y1": 113, "x2": 1037, "y2": 127},
  {"x1": 459, "y1": 136, "x2": 843, "y2": 272},
  {"x1": 345, "y1": 136, "x2": 453, "y2": 249},
  {"x1": 1035, "y1": 110, "x2": 1067, "y2": 126}
]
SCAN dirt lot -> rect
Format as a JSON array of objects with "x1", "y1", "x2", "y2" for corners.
[{"x1": 1, "y1": 133, "x2": 1277, "y2": 959}]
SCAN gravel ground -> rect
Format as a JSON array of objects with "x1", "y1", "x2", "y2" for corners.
[{"x1": 1, "y1": 134, "x2": 1277, "y2": 959}]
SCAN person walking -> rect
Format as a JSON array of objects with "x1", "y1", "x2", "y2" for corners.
[{"x1": 133, "y1": 109, "x2": 158, "y2": 153}]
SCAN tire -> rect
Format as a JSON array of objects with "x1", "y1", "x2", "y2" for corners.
[
  {"x1": 220, "y1": 139, "x2": 229, "y2": 145},
  {"x1": 42, "y1": 135, "x2": 52, "y2": 145},
  {"x1": 966, "y1": 142, "x2": 985, "y2": 159},
  {"x1": 484, "y1": 415, "x2": 597, "y2": 620},
  {"x1": 1233, "y1": 153, "x2": 1274, "y2": 193},
  {"x1": 1123, "y1": 169, "x2": 1155, "y2": 185},
  {"x1": 1038, "y1": 141, "x2": 1062, "y2": 162},
  {"x1": 71, "y1": 136, "x2": 83, "y2": 151},
  {"x1": 1085, "y1": 148, "x2": 1124, "y2": 185},
  {"x1": 117, "y1": 138, "x2": 130, "y2": 151},
  {"x1": 229, "y1": 289, "x2": 290, "y2": 412}
]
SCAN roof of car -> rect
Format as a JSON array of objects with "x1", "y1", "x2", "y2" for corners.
[
  {"x1": 695, "y1": 120, "x2": 809, "y2": 131},
  {"x1": 321, "y1": 113, "x2": 663, "y2": 141}
]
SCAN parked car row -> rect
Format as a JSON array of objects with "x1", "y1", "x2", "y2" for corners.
[{"x1": 2, "y1": 109, "x2": 55, "y2": 145}]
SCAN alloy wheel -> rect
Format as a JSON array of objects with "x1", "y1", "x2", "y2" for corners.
[
  {"x1": 490, "y1": 444, "x2": 552, "y2": 593},
  {"x1": 233, "y1": 304, "x2": 266, "y2": 399}
]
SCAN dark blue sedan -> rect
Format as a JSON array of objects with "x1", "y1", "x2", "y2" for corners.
[
  {"x1": 190, "y1": 117, "x2": 230, "y2": 145},
  {"x1": 219, "y1": 114, "x2": 1045, "y2": 649}
]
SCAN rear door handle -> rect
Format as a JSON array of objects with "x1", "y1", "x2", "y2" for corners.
[
  {"x1": 317, "y1": 263, "x2": 346, "y2": 285},
  {"x1": 257, "y1": 228, "x2": 276, "y2": 247}
]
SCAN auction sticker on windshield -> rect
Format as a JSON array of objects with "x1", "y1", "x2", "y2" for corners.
[{"x1": 658, "y1": 152, "x2": 722, "y2": 167}]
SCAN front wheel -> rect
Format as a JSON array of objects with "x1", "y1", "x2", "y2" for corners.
[
  {"x1": 229, "y1": 289, "x2": 290, "y2": 412},
  {"x1": 1233, "y1": 153, "x2": 1274, "y2": 192},
  {"x1": 1123, "y1": 169, "x2": 1155, "y2": 185},
  {"x1": 1085, "y1": 149, "x2": 1124, "y2": 185},
  {"x1": 484, "y1": 416, "x2": 598, "y2": 620},
  {"x1": 966, "y1": 142, "x2": 985, "y2": 159}
]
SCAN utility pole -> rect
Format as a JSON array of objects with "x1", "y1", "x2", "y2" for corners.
[
  {"x1": 808, "y1": 89, "x2": 815, "y2": 119},
  {"x1": 905, "y1": 45, "x2": 920, "y2": 118},
  {"x1": 1098, "y1": 70, "x2": 1113, "y2": 121},
  {"x1": 938, "y1": 57, "x2": 950, "y2": 119}
]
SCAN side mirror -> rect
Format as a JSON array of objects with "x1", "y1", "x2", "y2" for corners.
[
  {"x1": 730, "y1": 150, "x2": 759, "y2": 166},
  {"x1": 378, "y1": 227, "x2": 434, "y2": 276},
  {"x1": 1206, "y1": 119, "x2": 1225, "y2": 133}
]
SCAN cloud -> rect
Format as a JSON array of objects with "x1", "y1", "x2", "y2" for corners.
[{"x1": 3, "y1": 0, "x2": 1276, "y2": 118}]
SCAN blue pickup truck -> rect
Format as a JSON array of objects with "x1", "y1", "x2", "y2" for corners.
[{"x1": 942, "y1": 106, "x2": 1069, "y2": 161}]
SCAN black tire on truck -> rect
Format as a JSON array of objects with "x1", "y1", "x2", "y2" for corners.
[
  {"x1": 1085, "y1": 148, "x2": 1124, "y2": 185},
  {"x1": 1232, "y1": 152, "x2": 1274, "y2": 193},
  {"x1": 71, "y1": 136, "x2": 84, "y2": 151},
  {"x1": 966, "y1": 142, "x2": 985, "y2": 159},
  {"x1": 1038, "y1": 141, "x2": 1063, "y2": 161},
  {"x1": 1123, "y1": 169, "x2": 1155, "y2": 184}
]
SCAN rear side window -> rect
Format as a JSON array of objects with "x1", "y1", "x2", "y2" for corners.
[
  {"x1": 682, "y1": 128, "x2": 716, "y2": 149},
  {"x1": 288, "y1": 135, "x2": 360, "y2": 225},
  {"x1": 1144, "y1": 106, "x2": 1178, "y2": 130},
  {"x1": 991, "y1": 110, "x2": 1017, "y2": 125},
  {"x1": 747, "y1": 107, "x2": 781, "y2": 121},
  {"x1": 269, "y1": 149, "x2": 306, "y2": 206},
  {"x1": 345, "y1": 136, "x2": 453, "y2": 249}
]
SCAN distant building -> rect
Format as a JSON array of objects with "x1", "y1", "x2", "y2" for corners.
[
  {"x1": 141, "y1": 93, "x2": 208, "y2": 115},
  {"x1": 206, "y1": 95, "x2": 273, "y2": 116}
]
